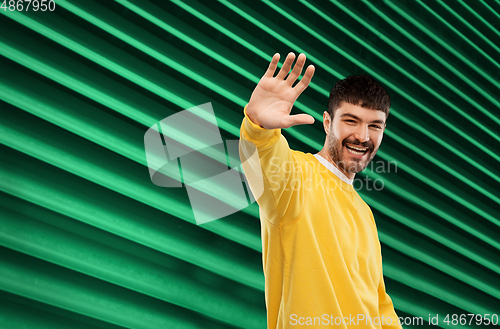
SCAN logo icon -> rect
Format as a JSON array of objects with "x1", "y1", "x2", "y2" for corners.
[{"x1": 144, "y1": 103, "x2": 263, "y2": 225}]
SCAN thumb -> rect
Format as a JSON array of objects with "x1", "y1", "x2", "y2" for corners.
[{"x1": 282, "y1": 114, "x2": 315, "y2": 128}]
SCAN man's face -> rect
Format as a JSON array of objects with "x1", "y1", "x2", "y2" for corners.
[{"x1": 324, "y1": 102, "x2": 386, "y2": 176}]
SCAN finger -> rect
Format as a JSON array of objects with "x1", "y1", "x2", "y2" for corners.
[
  {"x1": 275, "y1": 52, "x2": 296, "y2": 80},
  {"x1": 285, "y1": 53, "x2": 306, "y2": 85},
  {"x1": 263, "y1": 53, "x2": 280, "y2": 78},
  {"x1": 293, "y1": 64, "x2": 315, "y2": 94},
  {"x1": 282, "y1": 113, "x2": 315, "y2": 128}
]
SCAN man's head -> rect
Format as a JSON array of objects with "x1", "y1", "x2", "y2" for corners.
[{"x1": 322, "y1": 75, "x2": 390, "y2": 178}]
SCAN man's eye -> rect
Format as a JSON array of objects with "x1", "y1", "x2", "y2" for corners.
[
  {"x1": 370, "y1": 125, "x2": 382, "y2": 129},
  {"x1": 345, "y1": 120, "x2": 355, "y2": 123}
]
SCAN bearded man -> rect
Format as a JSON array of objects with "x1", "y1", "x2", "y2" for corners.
[{"x1": 239, "y1": 52, "x2": 402, "y2": 329}]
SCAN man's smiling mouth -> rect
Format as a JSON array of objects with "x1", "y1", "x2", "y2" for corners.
[{"x1": 345, "y1": 144, "x2": 369, "y2": 157}]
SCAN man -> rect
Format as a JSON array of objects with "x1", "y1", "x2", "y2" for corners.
[{"x1": 239, "y1": 52, "x2": 402, "y2": 328}]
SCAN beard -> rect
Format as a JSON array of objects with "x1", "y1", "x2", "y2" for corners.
[{"x1": 327, "y1": 130, "x2": 378, "y2": 175}]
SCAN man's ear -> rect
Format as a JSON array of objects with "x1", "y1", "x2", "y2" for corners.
[{"x1": 323, "y1": 111, "x2": 331, "y2": 135}]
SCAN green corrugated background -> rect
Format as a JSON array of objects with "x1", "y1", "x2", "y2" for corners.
[{"x1": 1, "y1": 0, "x2": 499, "y2": 328}]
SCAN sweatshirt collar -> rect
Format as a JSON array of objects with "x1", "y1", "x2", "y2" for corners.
[{"x1": 314, "y1": 154, "x2": 354, "y2": 185}]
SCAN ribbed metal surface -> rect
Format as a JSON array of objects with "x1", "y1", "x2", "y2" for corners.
[{"x1": 1, "y1": 1, "x2": 499, "y2": 328}]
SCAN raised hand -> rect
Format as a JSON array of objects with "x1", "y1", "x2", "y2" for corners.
[{"x1": 245, "y1": 52, "x2": 315, "y2": 130}]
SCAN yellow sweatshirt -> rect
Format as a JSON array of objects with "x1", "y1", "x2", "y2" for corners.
[{"x1": 239, "y1": 106, "x2": 402, "y2": 329}]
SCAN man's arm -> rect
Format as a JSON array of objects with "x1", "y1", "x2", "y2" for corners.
[
  {"x1": 239, "y1": 53, "x2": 315, "y2": 225},
  {"x1": 240, "y1": 106, "x2": 304, "y2": 225},
  {"x1": 368, "y1": 209, "x2": 402, "y2": 329},
  {"x1": 378, "y1": 266, "x2": 403, "y2": 328}
]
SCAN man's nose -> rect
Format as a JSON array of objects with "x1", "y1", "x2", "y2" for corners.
[{"x1": 354, "y1": 125, "x2": 370, "y2": 143}]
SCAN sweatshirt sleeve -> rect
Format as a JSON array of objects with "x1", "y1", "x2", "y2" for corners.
[
  {"x1": 239, "y1": 105, "x2": 304, "y2": 226},
  {"x1": 378, "y1": 269, "x2": 403, "y2": 328}
]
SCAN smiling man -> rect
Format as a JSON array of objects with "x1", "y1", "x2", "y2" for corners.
[
  {"x1": 239, "y1": 52, "x2": 402, "y2": 329},
  {"x1": 318, "y1": 80, "x2": 388, "y2": 180}
]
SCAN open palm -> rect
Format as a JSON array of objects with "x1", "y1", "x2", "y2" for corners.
[{"x1": 246, "y1": 53, "x2": 315, "y2": 129}]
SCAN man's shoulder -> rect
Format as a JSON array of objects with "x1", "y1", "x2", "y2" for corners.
[
  {"x1": 288, "y1": 151, "x2": 319, "y2": 171},
  {"x1": 289, "y1": 150, "x2": 316, "y2": 163},
  {"x1": 355, "y1": 194, "x2": 377, "y2": 227}
]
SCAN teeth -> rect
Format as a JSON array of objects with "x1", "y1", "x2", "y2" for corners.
[
  {"x1": 347, "y1": 145, "x2": 368, "y2": 152},
  {"x1": 348, "y1": 149, "x2": 365, "y2": 155}
]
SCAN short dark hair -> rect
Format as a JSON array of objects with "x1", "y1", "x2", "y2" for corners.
[{"x1": 328, "y1": 75, "x2": 391, "y2": 121}]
